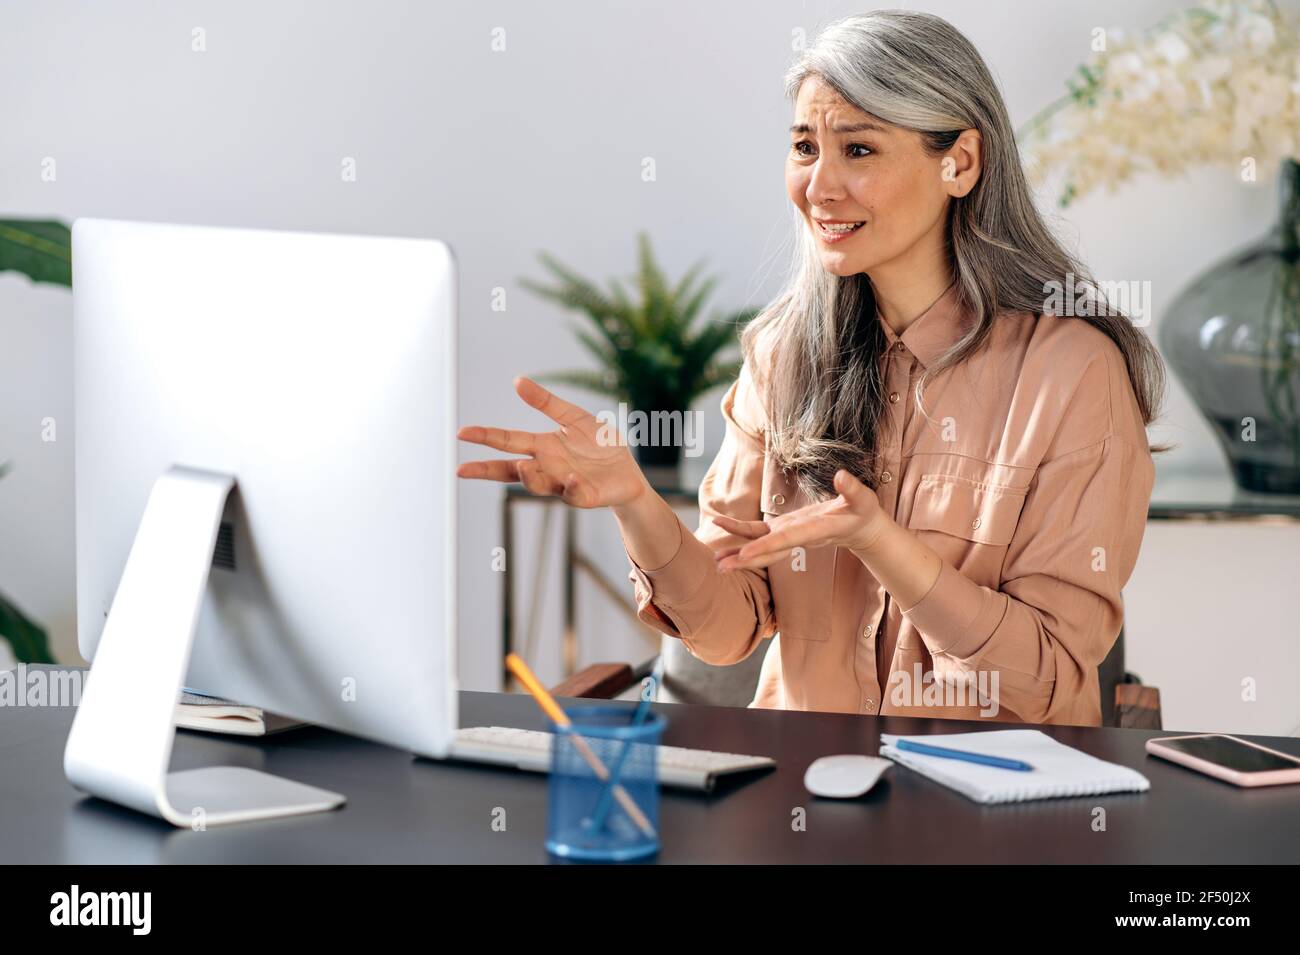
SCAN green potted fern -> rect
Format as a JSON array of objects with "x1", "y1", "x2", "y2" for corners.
[
  {"x1": 0, "y1": 218, "x2": 71, "y2": 665},
  {"x1": 520, "y1": 233, "x2": 757, "y2": 486}
]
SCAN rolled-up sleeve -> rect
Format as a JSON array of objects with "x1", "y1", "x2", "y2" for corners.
[
  {"x1": 901, "y1": 431, "x2": 1154, "y2": 722},
  {"x1": 625, "y1": 362, "x2": 777, "y2": 665}
]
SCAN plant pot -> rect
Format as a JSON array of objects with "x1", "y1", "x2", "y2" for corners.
[
  {"x1": 634, "y1": 441, "x2": 684, "y2": 491},
  {"x1": 1160, "y1": 159, "x2": 1300, "y2": 494}
]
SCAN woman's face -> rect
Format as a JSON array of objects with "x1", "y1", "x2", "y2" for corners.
[{"x1": 785, "y1": 76, "x2": 964, "y2": 279}]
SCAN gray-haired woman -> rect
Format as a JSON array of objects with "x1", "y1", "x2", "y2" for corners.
[{"x1": 459, "y1": 10, "x2": 1166, "y2": 726}]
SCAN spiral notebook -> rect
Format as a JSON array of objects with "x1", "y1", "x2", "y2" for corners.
[{"x1": 879, "y1": 729, "x2": 1150, "y2": 804}]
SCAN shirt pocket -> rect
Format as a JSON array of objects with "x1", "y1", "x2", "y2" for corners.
[
  {"x1": 909, "y1": 473, "x2": 1027, "y2": 547},
  {"x1": 760, "y1": 457, "x2": 834, "y2": 642}
]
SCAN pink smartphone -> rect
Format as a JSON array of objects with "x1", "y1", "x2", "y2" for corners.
[{"x1": 1146, "y1": 734, "x2": 1300, "y2": 787}]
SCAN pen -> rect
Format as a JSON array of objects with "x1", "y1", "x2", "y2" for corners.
[
  {"x1": 895, "y1": 738, "x2": 1034, "y2": 771},
  {"x1": 587, "y1": 657, "x2": 664, "y2": 831},
  {"x1": 504, "y1": 653, "x2": 657, "y2": 838}
]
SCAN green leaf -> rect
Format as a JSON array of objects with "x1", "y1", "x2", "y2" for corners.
[
  {"x1": 572, "y1": 325, "x2": 622, "y2": 377},
  {"x1": 524, "y1": 252, "x2": 622, "y2": 316},
  {"x1": 0, "y1": 219, "x2": 72, "y2": 287},
  {"x1": 522, "y1": 235, "x2": 753, "y2": 407},
  {"x1": 0, "y1": 220, "x2": 68, "y2": 664},
  {"x1": 670, "y1": 257, "x2": 708, "y2": 308},
  {"x1": 636, "y1": 231, "x2": 674, "y2": 338},
  {"x1": 677, "y1": 274, "x2": 721, "y2": 329},
  {"x1": 533, "y1": 369, "x2": 622, "y2": 399},
  {"x1": 0, "y1": 591, "x2": 55, "y2": 664},
  {"x1": 519, "y1": 252, "x2": 645, "y2": 354}
]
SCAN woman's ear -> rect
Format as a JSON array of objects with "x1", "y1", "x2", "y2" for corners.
[{"x1": 941, "y1": 129, "x2": 983, "y2": 198}]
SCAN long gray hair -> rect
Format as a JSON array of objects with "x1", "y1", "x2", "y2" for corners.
[{"x1": 744, "y1": 10, "x2": 1167, "y2": 502}]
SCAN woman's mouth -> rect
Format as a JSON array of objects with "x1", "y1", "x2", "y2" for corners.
[{"x1": 815, "y1": 219, "x2": 865, "y2": 243}]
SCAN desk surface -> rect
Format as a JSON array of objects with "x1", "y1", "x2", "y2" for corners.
[{"x1": 3, "y1": 680, "x2": 1298, "y2": 863}]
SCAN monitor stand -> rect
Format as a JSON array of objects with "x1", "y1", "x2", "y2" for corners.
[{"x1": 64, "y1": 465, "x2": 346, "y2": 827}]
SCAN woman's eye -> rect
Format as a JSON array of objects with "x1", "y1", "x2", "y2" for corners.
[{"x1": 790, "y1": 141, "x2": 872, "y2": 159}]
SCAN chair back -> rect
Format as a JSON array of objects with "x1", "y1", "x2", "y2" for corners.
[{"x1": 657, "y1": 635, "x2": 771, "y2": 706}]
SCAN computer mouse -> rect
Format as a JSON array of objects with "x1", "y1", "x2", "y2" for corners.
[{"x1": 804, "y1": 754, "x2": 891, "y2": 798}]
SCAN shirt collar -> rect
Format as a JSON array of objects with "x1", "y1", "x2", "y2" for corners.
[{"x1": 874, "y1": 278, "x2": 973, "y2": 370}]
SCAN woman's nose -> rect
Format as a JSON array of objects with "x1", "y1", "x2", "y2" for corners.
[{"x1": 806, "y1": 155, "x2": 849, "y2": 206}]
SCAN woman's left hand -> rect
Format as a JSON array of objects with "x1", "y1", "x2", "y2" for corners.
[{"x1": 714, "y1": 469, "x2": 889, "y2": 571}]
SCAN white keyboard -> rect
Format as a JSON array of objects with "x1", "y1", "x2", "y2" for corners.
[{"x1": 447, "y1": 725, "x2": 776, "y2": 792}]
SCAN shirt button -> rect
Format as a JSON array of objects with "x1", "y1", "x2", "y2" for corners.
[
  {"x1": 862, "y1": 625, "x2": 872, "y2": 639},
  {"x1": 772, "y1": 493, "x2": 785, "y2": 507},
  {"x1": 863, "y1": 699, "x2": 877, "y2": 712},
  {"x1": 971, "y1": 517, "x2": 982, "y2": 529},
  {"x1": 894, "y1": 341, "x2": 905, "y2": 352},
  {"x1": 888, "y1": 392, "x2": 900, "y2": 403},
  {"x1": 880, "y1": 471, "x2": 892, "y2": 484}
]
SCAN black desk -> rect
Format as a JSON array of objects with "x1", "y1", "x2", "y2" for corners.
[{"x1": 3, "y1": 682, "x2": 1298, "y2": 863}]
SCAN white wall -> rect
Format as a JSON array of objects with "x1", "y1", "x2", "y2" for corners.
[
  {"x1": 2, "y1": 0, "x2": 1295, "y2": 730},
  {"x1": 1125, "y1": 522, "x2": 1300, "y2": 737}
]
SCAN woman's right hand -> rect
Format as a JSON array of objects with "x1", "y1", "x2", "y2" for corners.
[{"x1": 457, "y1": 376, "x2": 650, "y2": 509}]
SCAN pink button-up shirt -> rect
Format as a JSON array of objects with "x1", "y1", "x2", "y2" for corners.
[{"x1": 625, "y1": 280, "x2": 1155, "y2": 726}]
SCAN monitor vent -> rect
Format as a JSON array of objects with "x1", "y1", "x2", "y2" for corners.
[{"x1": 212, "y1": 521, "x2": 236, "y2": 570}]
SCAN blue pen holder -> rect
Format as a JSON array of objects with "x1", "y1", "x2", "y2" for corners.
[{"x1": 545, "y1": 706, "x2": 666, "y2": 861}]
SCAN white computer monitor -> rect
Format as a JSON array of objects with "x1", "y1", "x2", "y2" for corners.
[{"x1": 64, "y1": 218, "x2": 457, "y2": 826}]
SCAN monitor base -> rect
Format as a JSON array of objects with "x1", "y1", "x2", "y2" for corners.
[
  {"x1": 64, "y1": 465, "x2": 345, "y2": 828},
  {"x1": 166, "y1": 767, "x2": 344, "y2": 828}
]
